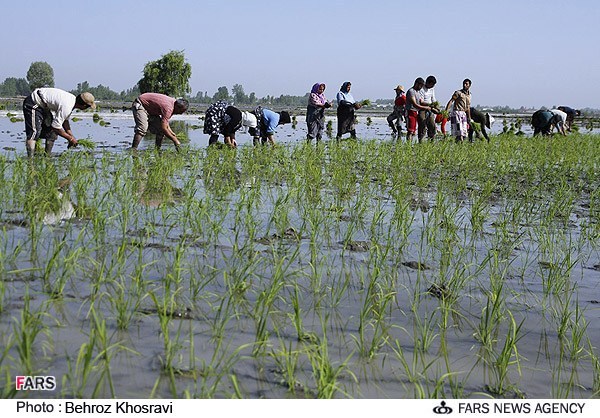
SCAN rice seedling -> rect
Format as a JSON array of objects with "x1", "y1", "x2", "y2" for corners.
[
  {"x1": 306, "y1": 313, "x2": 357, "y2": 398},
  {"x1": 12, "y1": 290, "x2": 52, "y2": 375},
  {"x1": 482, "y1": 311, "x2": 525, "y2": 396}
]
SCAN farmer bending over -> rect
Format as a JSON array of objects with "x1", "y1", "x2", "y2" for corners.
[
  {"x1": 131, "y1": 92, "x2": 189, "y2": 151},
  {"x1": 23, "y1": 88, "x2": 96, "y2": 157}
]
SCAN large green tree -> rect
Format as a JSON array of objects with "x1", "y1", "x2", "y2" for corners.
[
  {"x1": 26, "y1": 61, "x2": 55, "y2": 90},
  {"x1": 138, "y1": 50, "x2": 191, "y2": 97}
]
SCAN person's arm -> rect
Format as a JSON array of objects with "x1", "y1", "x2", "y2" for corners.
[
  {"x1": 161, "y1": 119, "x2": 181, "y2": 146},
  {"x1": 445, "y1": 93, "x2": 456, "y2": 111},
  {"x1": 224, "y1": 135, "x2": 237, "y2": 148},
  {"x1": 411, "y1": 93, "x2": 431, "y2": 111},
  {"x1": 55, "y1": 119, "x2": 78, "y2": 147}
]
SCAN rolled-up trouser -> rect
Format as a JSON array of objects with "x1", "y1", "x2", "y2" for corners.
[
  {"x1": 132, "y1": 98, "x2": 163, "y2": 136},
  {"x1": 23, "y1": 95, "x2": 57, "y2": 141},
  {"x1": 23, "y1": 94, "x2": 58, "y2": 155},
  {"x1": 386, "y1": 109, "x2": 404, "y2": 132}
]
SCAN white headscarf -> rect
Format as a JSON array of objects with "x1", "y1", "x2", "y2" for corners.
[{"x1": 239, "y1": 111, "x2": 257, "y2": 133}]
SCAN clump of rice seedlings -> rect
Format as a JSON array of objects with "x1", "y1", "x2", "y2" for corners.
[
  {"x1": 360, "y1": 99, "x2": 371, "y2": 107},
  {"x1": 470, "y1": 120, "x2": 482, "y2": 133},
  {"x1": 76, "y1": 138, "x2": 96, "y2": 150},
  {"x1": 269, "y1": 340, "x2": 306, "y2": 395},
  {"x1": 483, "y1": 311, "x2": 525, "y2": 396},
  {"x1": 307, "y1": 314, "x2": 357, "y2": 398},
  {"x1": 12, "y1": 290, "x2": 52, "y2": 375},
  {"x1": 352, "y1": 273, "x2": 395, "y2": 359}
]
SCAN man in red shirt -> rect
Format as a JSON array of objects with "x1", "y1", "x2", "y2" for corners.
[
  {"x1": 387, "y1": 85, "x2": 406, "y2": 138},
  {"x1": 131, "y1": 92, "x2": 189, "y2": 151}
]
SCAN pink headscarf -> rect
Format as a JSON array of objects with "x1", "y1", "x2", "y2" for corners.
[{"x1": 309, "y1": 83, "x2": 327, "y2": 106}]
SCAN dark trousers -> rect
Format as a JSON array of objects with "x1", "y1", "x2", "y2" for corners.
[{"x1": 23, "y1": 95, "x2": 58, "y2": 155}]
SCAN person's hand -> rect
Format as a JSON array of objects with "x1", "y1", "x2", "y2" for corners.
[
  {"x1": 324, "y1": 102, "x2": 332, "y2": 108},
  {"x1": 67, "y1": 138, "x2": 78, "y2": 148}
]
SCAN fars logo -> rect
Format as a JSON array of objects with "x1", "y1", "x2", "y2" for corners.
[
  {"x1": 16, "y1": 376, "x2": 56, "y2": 391},
  {"x1": 433, "y1": 401, "x2": 453, "y2": 414}
]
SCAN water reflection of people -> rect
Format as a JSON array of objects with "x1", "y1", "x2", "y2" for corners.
[
  {"x1": 24, "y1": 160, "x2": 75, "y2": 224},
  {"x1": 130, "y1": 93, "x2": 189, "y2": 151},
  {"x1": 131, "y1": 154, "x2": 182, "y2": 207},
  {"x1": 22, "y1": 88, "x2": 96, "y2": 157}
]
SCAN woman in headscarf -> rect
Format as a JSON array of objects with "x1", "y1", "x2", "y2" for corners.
[
  {"x1": 306, "y1": 83, "x2": 331, "y2": 142},
  {"x1": 249, "y1": 106, "x2": 291, "y2": 145},
  {"x1": 204, "y1": 101, "x2": 255, "y2": 148},
  {"x1": 336, "y1": 81, "x2": 362, "y2": 140}
]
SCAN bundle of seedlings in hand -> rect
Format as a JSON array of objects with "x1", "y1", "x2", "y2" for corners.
[
  {"x1": 76, "y1": 138, "x2": 96, "y2": 149},
  {"x1": 470, "y1": 120, "x2": 482, "y2": 133}
]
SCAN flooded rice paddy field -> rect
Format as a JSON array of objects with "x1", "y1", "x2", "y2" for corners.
[{"x1": 0, "y1": 112, "x2": 600, "y2": 399}]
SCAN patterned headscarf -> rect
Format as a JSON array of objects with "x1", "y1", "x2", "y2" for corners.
[{"x1": 310, "y1": 83, "x2": 327, "y2": 106}]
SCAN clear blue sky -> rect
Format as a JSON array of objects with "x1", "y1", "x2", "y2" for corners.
[{"x1": 3, "y1": 0, "x2": 599, "y2": 108}]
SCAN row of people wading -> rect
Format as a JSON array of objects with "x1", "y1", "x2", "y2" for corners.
[{"x1": 21, "y1": 81, "x2": 581, "y2": 156}]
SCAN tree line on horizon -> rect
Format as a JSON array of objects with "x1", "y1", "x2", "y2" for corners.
[
  {"x1": 1, "y1": 51, "x2": 598, "y2": 114},
  {"x1": 0, "y1": 51, "x2": 312, "y2": 107}
]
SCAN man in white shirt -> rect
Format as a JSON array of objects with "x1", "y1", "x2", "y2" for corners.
[
  {"x1": 549, "y1": 108, "x2": 567, "y2": 135},
  {"x1": 23, "y1": 87, "x2": 96, "y2": 156},
  {"x1": 418, "y1": 75, "x2": 439, "y2": 142}
]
